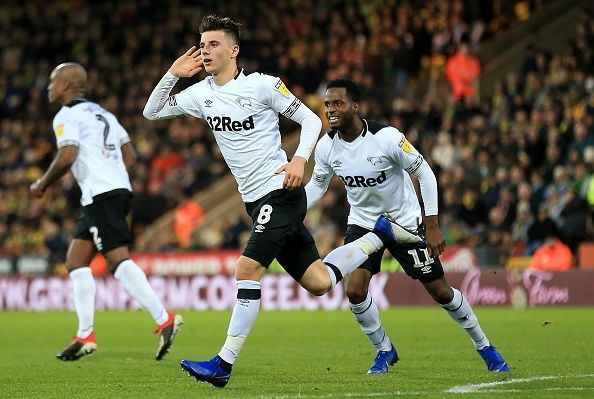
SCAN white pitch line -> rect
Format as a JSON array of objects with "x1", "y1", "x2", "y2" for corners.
[
  {"x1": 226, "y1": 392, "x2": 429, "y2": 399},
  {"x1": 217, "y1": 373, "x2": 594, "y2": 399},
  {"x1": 447, "y1": 376, "x2": 557, "y2": 393},
  {"x1": 224, "y1": 385, "x2": 594, "y2": 399},
  {"x1": 446, "y1": 373, "x2": 594, "y2": 394},
  {"x1": 476, "y1": 387, "x2": 594, "y2": 393}
]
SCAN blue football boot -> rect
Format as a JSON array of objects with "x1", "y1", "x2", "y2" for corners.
[
  {"x1": 181, "y1": 355, "x2": 232, "y2": 387},
  {"x1": 373, "y1": 214, "x2": 427, "y2": 248},
  {"x1": 368, "y1": 344, "x2": 399, "y2": 374},
  {"x1": 477, "y1": 345, "x2": 509, "y2": 372}
]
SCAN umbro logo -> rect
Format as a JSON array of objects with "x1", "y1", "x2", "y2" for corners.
[
  {"x1": 255, "y1": 224, "x2": 265, "y2": 233},
  {"x1": 331, "y1": 160, "x2": 342, "y2": 168},
  {"x1": 204, "y1": 99, "x2": 213, "y2": 107}
]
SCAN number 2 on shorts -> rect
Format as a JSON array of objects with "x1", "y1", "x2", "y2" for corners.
[{"x1": 89, "y1": 226, "x2": 104, "y2": 251}]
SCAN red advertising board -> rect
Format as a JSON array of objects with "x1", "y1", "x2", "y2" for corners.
[
  {"x1": 90, "y1": 250, "x2": 242, "y2": 276},
  {"x1": 1, "y1": 269, "x2": 593, "y2": 311}
]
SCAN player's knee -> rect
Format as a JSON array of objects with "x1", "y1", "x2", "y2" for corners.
[
  {"x1": 308, "y1": 282, "x2": 330, "y2": 297},
  {"x1": 104, "y1": 246, "x2": 131, "y2": 274},
  {"x1": 299, "y1": 261, "x2": 333, "y2": 296},
  {"x1": 235, "y1": 267, "x2": 259, "y2": 280},
  {"x1": 423, "y1": 277, "x2": 453, "y2": 304},
  {"x1": 345, "y1": 286, "x2": 367, "y2": 304},
  {"x1": 305, "y1": 276, "x2": 332, "y2": 296},
  {"x1": 430, "y1": 285, "x2": 453, "y2": 304},
  {"x1": 234, "y1": 257, "x2": 266, "y2": 280},
  {"x1": 65, "y1": 263, "x2": 87, "y2": 273},
  {"x1": 106, "y1": 257, "x2": 130, "y2": 274}
]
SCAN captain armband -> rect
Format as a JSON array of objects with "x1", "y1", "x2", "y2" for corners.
[
  {"x1": 405, "y1": 155, "x2": 424, "y2": 174},
  {"x1": 282, "y1": 98, "x2": 301, "y2": 118}
]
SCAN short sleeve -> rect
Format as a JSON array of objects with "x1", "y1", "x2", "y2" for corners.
[
  {"x1": 117, "y1": 121, "x2": 131, "y2": 146},
  {"x1": 53, "y1": 110, "x2": 80, "y2": 149}
]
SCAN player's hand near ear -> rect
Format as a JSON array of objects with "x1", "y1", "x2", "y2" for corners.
[{"x1": 170, "y1": 46, "x2": 203, "y2": 78}]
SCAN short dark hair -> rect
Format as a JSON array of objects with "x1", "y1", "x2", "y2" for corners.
[
  {"x1": 199, "y1": 14, "x2": 241, "y2": 45},
  {"x1": 327, "y1": 78, "x2": 361, "y2": 103}
]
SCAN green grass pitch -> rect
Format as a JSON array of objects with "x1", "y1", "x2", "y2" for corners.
[{"x1": 1, "y1": 307, "x2": 593, "y2": 398}]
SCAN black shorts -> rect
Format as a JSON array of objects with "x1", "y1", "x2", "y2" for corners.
[
  {"x1": 243, "y1": 187, "x2": 320, "y2": 281},
  {"x1": 74, "y1": 189, "x2": 133, "y2": 253},
  {"x1": 345, "y1": 224, "x2": 444, "y2": 282}
]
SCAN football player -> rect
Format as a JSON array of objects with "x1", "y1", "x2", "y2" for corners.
[
  {"x1": 144, "y1": 15, "x2": 406, "y2": 387},
  {"x1": 31, "y1": 63, "x2": 182, "y2": 362},
  {"x1": 305, "y1": 78, "x2": 509, "y2": 374}
]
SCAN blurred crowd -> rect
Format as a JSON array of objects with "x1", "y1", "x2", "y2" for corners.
[
  {"x1": 303, "y1": 7, "x2": 594, "y2": 266},
  {"x1": 4, "y1": 0, "x2": 586, "y2": 269}
]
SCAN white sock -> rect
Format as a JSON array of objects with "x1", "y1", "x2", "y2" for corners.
[
  {"x1": 218, "y1": 280, "x2": 261, "y2": 365},
  {"x1": 350, "y1": 293, "x2": 392, "y2": 352},
  {"x1": 70, "y1": 267, "x2": 95, "y2": 339},
  {"x1": 324, "y1": 233, "x2": 383, "y2": 288},
  {"x1": 442, "y1": 288, "x2": 490, "y2": 350},
  {"x1": 114, "y1": 259, "x2": 168, "y2": 324}
]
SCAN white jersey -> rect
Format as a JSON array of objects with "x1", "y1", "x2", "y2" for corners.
[
  {"x1": 309, "y1": 120, "x2": 425, "y2": 230},
  {"x1": 144, "y1": 70, "x2": 308, "y2": 202},
  {"x1": 53, "y1": 99, "x2": 132, "y2": 206}
]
